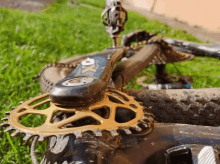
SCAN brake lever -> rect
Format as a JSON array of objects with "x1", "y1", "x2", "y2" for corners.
[{"x1": 50, "y1": 46, "x2": 127, "y2": 106}]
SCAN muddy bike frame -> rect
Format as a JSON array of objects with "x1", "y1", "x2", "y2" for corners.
[
  {"x1": 39, "y1": 1, "x2": 220, "y2": 163},
  {"x1": 39, "y1": 41, "x2": 220, "y2": 164}
]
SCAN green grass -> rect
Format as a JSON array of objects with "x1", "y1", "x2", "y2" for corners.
[
  {"x1": 0, "y1": 0, "x2": 219, "y2": 163},
  {"x1": 125, "y1": 56, "x2": 220, "y2": 89},
  {"x1": 74, "y1": 0, "x2": 106, "y2": 8}
]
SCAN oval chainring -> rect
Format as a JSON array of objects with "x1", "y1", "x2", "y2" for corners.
[{"x1": 1, "y1": 89, "x2": 152, "y2": 142}]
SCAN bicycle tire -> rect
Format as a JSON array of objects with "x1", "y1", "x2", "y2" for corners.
[{"x1": 126, "y1": 88, "x2": 220, "y2": 126}]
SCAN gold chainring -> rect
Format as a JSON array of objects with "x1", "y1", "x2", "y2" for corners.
[{"x1": 1, "y1": 89, "x2": 151, "y2": 142}]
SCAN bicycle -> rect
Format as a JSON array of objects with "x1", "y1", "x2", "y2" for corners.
[{"x1": 1, "y1": 0, "x2": 220, "y2": 164}]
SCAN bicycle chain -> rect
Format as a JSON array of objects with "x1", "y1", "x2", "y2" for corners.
[
  {"x1": 149, "y1": 35, "x2": 195, "y2": 64},
  {"x1": 34, "y1": 62, "x2": 79, "y2": 79},
  {"x1": 124, "y1": 33, "x2": 195, "y2": 64}
]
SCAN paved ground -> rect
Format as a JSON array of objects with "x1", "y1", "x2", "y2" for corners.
[
  {"x1": 0, "y1": 0, "x2": 219, "y2": 43},
  {"x1": 125, "y1": 0, "x2": 220, "y2": 32},
  {"x1": 123, "y1": 3, "x2": 220, "y2": 44},
  {"x1": 0, "y1": 0, "x2": 55, "y2": 12}
]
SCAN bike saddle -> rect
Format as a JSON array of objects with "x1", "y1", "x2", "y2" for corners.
[{"x1": 50, "y1": 46, "x2": 127, "y2": 106}]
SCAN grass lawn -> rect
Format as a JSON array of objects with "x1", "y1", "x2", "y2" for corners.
[{"x1": 0, "y1": 0, "x2": 219, "y2": 163}]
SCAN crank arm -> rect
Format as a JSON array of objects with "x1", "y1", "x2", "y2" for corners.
[
  {"x1": 112, "y1": 43, "x2": 160, "y2": 89},
  {"x1": 50, "y1": 47, "x2": 127, "y2": 106}
]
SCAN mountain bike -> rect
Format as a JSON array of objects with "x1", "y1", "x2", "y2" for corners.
[{"x1": 1, "y1": 0, "x2": 220, "y2": 164}]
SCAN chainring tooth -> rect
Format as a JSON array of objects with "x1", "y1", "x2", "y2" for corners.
[
  {"x1": 4, "y1": 126, "x2": 14, "y2": 133},
  {"x1": 62, "y1": 134, "x2": 70, "y2": 140},
  {"x1": 131, "y1": 125, "x2": 142, "y2": 132},
  {"x1": 92, "y1": 129, "x2": 102, "y2": 137},
  {"x1": 122, "y1": 128, "x2": 132, "y2": 135},
  {"x1": 1, "y1": 117, "x2": 9, "y2": 121},
  {"x1": 74, "y1": 131, "x2": 82, "y2": 138},
  {"x1": 109, "y1": 130, "x2": 118, "y2": 137},
  {"x1": 11, "y1": 130, "x2": 20, "y2": 137},
  {"x1": 19, "y1": 101, "x2": 25, "y2": 105},
  {"x1": 5, "y1": 111, "x2": 11, "y2": 115},
  {"x1": 38, "y1": 135, "x2": 46, "y2": 142},
  {"x1": 0, "y1": 122, "x2": 10, "y2": 127},
  {"x1": 139, "y1": 120, "x2": 149, "y2": 128},
  {"x1": 23, "y1": 133, "x2": 33, "y2": 141}
]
